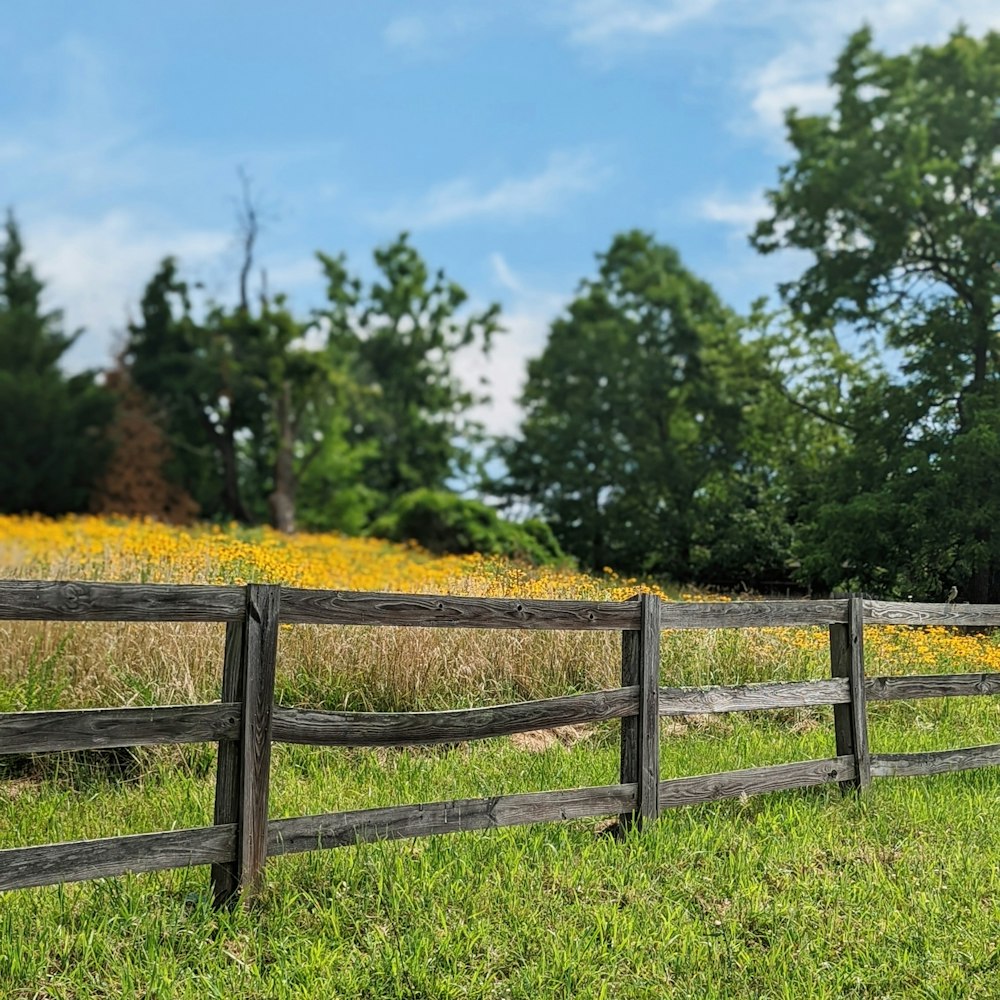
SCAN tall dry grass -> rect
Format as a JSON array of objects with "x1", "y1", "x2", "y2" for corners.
[{"x1": 2, "y1": 515, "x2": 997, "y2": 713}]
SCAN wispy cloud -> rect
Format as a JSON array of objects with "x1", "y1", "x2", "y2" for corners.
[
  {"x1": 555, "y1": 1, "x2": 1000, "y2": 132},
  {"x1": 371, "y1": 150, "x2": 610, "y2": 230},
  {"x1": 740, "y1": 0, "x2": 1000, "y2": 133},
  {"x1": 698, "y1": 192, "x2": 768, "y2": 230},
  {"x1": 383, "y1": 16, "x2": 431, "y2": 51},
  {"x1": 381, "y1": 8, "x2": 495, "y2": 57},
  {"x1": 563, "y1": 0, "x2": 721, "y2": 47}
]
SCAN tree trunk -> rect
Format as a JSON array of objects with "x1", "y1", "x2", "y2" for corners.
[
  {"x1": 268, "y1": 380, "x2": 296, "y2": 533},
  {"x1": 219, "y1": 428, "x2": 250, "y2": 523}
]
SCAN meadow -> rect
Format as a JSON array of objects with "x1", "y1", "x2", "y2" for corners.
[{"x1": 2, "y1": 516, "x2": 1000, "y2": 998}]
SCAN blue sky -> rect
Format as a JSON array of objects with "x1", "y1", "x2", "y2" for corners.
[{"x1": 4, "y1": 1, "x2": 998, "y2": 433}]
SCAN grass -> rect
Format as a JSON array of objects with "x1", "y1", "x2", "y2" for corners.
[
  {"x1": 2, "y1": 700, "x2": 1000, "y2": 998},
  {"x1": 4, "y1": 516, "x2": 1000, "y2": 996}
]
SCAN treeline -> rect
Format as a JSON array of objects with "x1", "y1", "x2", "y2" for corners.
[{"x1": 4, "y1": 26, "x2": 1000, "y2": 602}]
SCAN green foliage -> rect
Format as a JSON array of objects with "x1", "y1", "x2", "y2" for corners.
[
  {"x1": 499, "y1": 231, "x2": 789, "y2": 583},
  {"x1": 754, "y1": 26, "x2": 1000, "y2": 600},
  {"x1": 369, "y1": 488, "x2": 566, "y2": 565},
  {"x1": 122, "y1": 233, "x2": 499, "y2": 535},
  {"x1": 317, "y1": 233, "x2": 502, "y2": 511},
  {"x1": 0, "y1": 213, "x2": 113, "y2": 515}
]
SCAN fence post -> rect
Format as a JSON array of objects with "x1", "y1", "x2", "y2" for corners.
[
  {"x1": 619, "y1": 592, "x2": 661, "y2": 828},
  {"x1": 211, "y1": 618, "x2": 244, "y2": 906},
  {"x1": 829, "y1": 593, "x2": 871, "y2": 790},
  {"x1": 211, "y1": 583, "x2": 280, "y2": 906}
]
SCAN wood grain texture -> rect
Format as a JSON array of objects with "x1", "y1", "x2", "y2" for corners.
[
  {"x1": 659, "y1": 756, "x2": 856, "y2": 808},
  {"x1": 830, "y1": 596, "x2": 871, "y2": 789},
  {"x1": 871, "y1": 744, "x2": 1000, "y2": 778},
  {"x1": 267, "y1": 784, "x2": 638, "y2": 855},
  {"x1": 867, "y1": 673, "x2": 1000, "y2": 701},
  {"x1": 0, "y1": 704, "x2": 239, "y2": 755},
  {"x1": 272, "y1": 687, "x2": 637, "y2": 748},
  {"x1": 236, "y1": 584, "x2": 280, "y2": 898},
  {"x1": 619, "y1": 625, "x2": 640, "y2": 827},
  {"x1": 0, "y1": 824, "x2": 236, "y2": 892},
  {"x1": 0, "y1": 580, "x2": 243, "y2": 622},
  {"x1": 660, "y1": 599, "x2": 848, "y2": 630},
  {"x1": 659, "y1": 678, "x2": 849, "y2": 716},
  {"x1": 638, "y1": 593, "x2": 661, "y2": 824},
  {"x1": 211, "y1": 620, "x2": 245, "y2": 906},
  {"x1": 865, "y1": 600, "x2": 1000, "y2": 627},
  {"x1": 279, "y1": 588, "x2": 640, "y2": 630}
]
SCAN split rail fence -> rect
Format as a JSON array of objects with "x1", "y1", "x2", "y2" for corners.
[{"x1": 2, "y1": 581, "x2": 1000, "y2": 904}]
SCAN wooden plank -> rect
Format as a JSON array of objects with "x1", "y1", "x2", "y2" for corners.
[
  {"x1": 830, "y1": 596, "x2": 871, "y2": 790},
  {"x1": 867, "y1": 673, "x2": 1000, "y2": 701},
  {"x1": 0, "y1": 704, "x2": 240, "y2": 755},
  {"x1": 619, "y1": 623, "x2": 640, "y2": 828},
  {"x1": 235, "y1": 584, "x2": 280, "y2": 899},
  {"x1": 0, "y1": 824, "x2": 236, "y2": 892},
  {"x1": 267, "y1": 784, "x2": 638, "y2": 855},
  {"x1": 0, "y1": 580, "x2": 243, "y2": 622},
  {"x1": 865, "y1": 600, "x2": 1000, "y2": 628},
  {"x1": 871, "y1": 744, "x2": 1000, "y2": 778},
  {"x1": 272, "y1": 687, "x2": 637, "y2": 748},
  {"x1": 638, "y1": 593, "x2": 661, "y2": 825},
  {"x1": 211, "y1": 620, "x2": 245, "y2": 906},
  {"x1": 659, "y1": 678, "x2": 849, "y2": 716},
  {"x1": 279, "y1": 588, "x2": 639, "y2": 631},
  {"x1": 659, "y1": 756, "x2": 856, "y2": 808},
  {"x1": 660, "y1": 599, "x2": 848, "y2": 630}
]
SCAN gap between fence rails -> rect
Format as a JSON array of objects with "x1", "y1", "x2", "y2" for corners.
[{"x1": 2, "y1": 581, "x2": 1000, "y2": 903}]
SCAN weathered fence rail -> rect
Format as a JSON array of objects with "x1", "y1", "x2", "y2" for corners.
[{"x1": 2, "y1": 580, "x2": 1000, "y2": 903}]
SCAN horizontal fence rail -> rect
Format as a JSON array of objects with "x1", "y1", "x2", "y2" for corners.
[
  {"x1": 659, "y1": 757, "x2": 856, "y2": 808},
  {"x1": 3, "y1": 579, "x2": 1000, "y2": 903},
  {"x1": 272, "y1": 688, "x2": 637, "y2": 748},
  {"x1": 0, "y1": 704, "x2": 241, "y2": 755},
  {"x1": 660, "y1": 599, "x2": 848, "y2": 629},
  {"x1": 0, "y1": 825, "x2": 236, "y2": 892},
  {"x1": 0, "y1": 581, "x2": 244, "y2": 623},
  {"x1": 279, "y1": 588, "x2": 640, "y2": 630},
  {"x1": 659, "y1": 678, "x2": 849, "y2": 716},
  {"x1": 864, "y1": 600, "x2": 1000, "y2": 628}
]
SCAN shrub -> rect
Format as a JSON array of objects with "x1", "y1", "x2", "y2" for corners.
[{"x1": 369, "y1": 489, "x2": 567, "y2": 566}]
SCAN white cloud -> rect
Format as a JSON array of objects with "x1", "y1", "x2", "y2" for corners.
[
  {"x1": 564, "y1": 0, "x2": 721, "y2": 46},
  {"x1": 556, "y1": 1, "x2": 1000, "y2": 133},
  {"x1": 458, "y1": 254, "x2": 567, "y2": 437},
  {"x1": 698, "y1": 192, "x2": 769, "y2": 230},
  {"x1": 741, "y1": 0, "x2": 1000, "y2": 133},
  {"x1": 22, "y1": 211, "x2": 231, "y2": 371},
  {"x1": 489, "y1": 252, "x2": 524, "y2": 294},
  {"x1": 372, "y1": 150, "x2": 610, "y2": 230}
]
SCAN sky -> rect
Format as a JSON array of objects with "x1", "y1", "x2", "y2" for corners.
[{"x1": 4, "y1": 0, "x2": 999, "y2": 435}]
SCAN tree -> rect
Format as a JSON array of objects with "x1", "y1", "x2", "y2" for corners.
[
  {"x1": 753, "y1": 26, "x2": 1000, "y2": 600},
  {"x1": 90, "y1": 367, "x2": 199, "y2": 524},
  {"x1": 123, "y1": 258, "x2": 255, "y2": 522},
  {"x1": 317, "y1": 233, "x2": 501, "y2": 511},
  {"x1": 498, "y1": 231, "x2": 780, "y2": 582},
  {"x1": 0, "y1": 213, "x2": 112, "y2": 515}
]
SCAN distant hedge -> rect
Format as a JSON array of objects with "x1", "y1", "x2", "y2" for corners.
[{"x1": 370, "y1": 489, "x2": 567, "y2": 566}]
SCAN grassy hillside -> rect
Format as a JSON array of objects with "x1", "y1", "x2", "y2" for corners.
[{"x1": 2, "y1": 517, "x2": 1000, "y2": 996}]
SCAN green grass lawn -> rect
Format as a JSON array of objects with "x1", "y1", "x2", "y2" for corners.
[{"x1": 2, "y1": 696, "x2": 1000, "y2": 999}]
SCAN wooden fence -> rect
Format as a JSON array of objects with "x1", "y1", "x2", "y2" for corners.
[{"x1": 2, "y1": 581, "x2": 1000, "y2": 905}]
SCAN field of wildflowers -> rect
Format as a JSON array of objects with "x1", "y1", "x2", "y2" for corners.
[{"x1": 2, "y1": 514, "x2": 1000, "y2": 716}]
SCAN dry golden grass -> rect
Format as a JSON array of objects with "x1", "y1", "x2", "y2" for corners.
[{"x1": 2, "y1": 515, "x2": 997, "y2": 713}]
